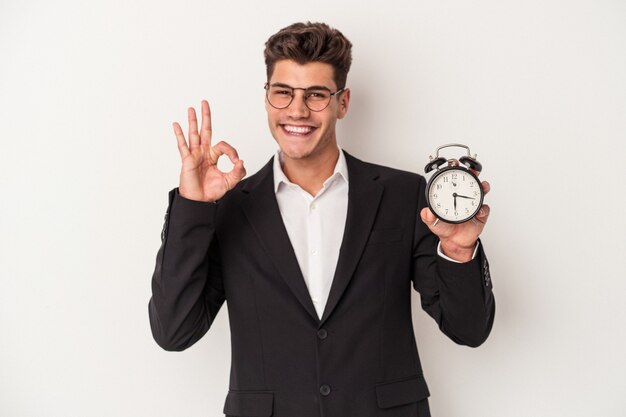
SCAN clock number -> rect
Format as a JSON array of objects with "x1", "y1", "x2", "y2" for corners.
[
  {"x1": 443, "y1": 177, "x2": 449, "y2": 183},
  {"x1": 454, "y1": 211, "x2": 458, "y2": 216},
  {"x1": 452, "y1": 173, "x2": 458, "y2": 180},
  {"x1": 436, "y1": 184, "x2": 442, "y2": 190},
  {"x1": 445, "y1": 209, "x2": 449, "y2": 214},
  {"x1": 473, "y1": 191, "x2": 478, "y2": 197},
  {"x1": 433, "y1": 193, "x2": 438, "y2": 199},
  {"x1": 436, "y1": 203, "x2": 441, "y2": 208}
]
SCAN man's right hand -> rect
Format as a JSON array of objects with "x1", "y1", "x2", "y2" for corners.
[{"x1": 173, "y1": 100, "x2": 246, "y2": 202}]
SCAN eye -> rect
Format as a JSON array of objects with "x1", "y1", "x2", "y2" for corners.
[
  {"x1": 273, "y1": 89, "x2": 291, "y2": 95},
  {"x1": 306, "y1": 90, "x2": 329, "y2": 99}
]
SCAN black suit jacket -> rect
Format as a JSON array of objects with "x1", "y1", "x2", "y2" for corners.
[{"x1": 149, "y1": 150, "x2": 495, "y2": 417}]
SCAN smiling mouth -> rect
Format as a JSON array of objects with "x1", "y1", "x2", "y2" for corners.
[{"x1": 281, "y1": 124, "x2": 317, "y2": 136}]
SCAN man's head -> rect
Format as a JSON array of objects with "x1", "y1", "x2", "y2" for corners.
[
  {"x1": 264, "y1": 22, "x2": 352, "y2": 90},
  {"x1": 263, "y1": 22, "x2": 353, "y2": 164}
]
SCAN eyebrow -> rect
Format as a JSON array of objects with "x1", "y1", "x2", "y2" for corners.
[{"x1": 270, "y1": 82, "x2": 332, "y2": 91}]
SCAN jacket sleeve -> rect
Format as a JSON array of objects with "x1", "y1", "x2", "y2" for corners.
[
  {"x1": 148, "y1": 188, "x2": 226, "y2": 351},
  {"x1": 411, "y1": 176, "x2": 495, "y2": 348}
]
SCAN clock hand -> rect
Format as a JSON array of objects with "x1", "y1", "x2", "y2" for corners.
[
  {"x1": 453, "y1": 193, "x2": 457, "y2": 210},
  {"x1": 455, "y1": 194, "x2": 476, "y2": 200}
]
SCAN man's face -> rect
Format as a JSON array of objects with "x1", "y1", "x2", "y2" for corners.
[{"x1": 265, "y1": 59, "x2": 350, "y2": 163}]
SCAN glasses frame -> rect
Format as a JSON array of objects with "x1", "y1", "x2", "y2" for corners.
[{"x1": 264, "y1": 82, "x2": 346, "y2": 112}]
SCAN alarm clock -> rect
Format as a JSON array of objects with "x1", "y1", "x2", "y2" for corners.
[{"x1": 424, "y1": 143, "x2": 484, "y2": 224}]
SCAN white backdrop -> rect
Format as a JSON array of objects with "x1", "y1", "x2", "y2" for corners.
[{"x1": 1, "y1": 0, "x2": 625, "y2": 416}]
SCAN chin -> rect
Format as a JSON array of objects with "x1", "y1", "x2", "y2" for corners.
[
  {"x1": 275, "y1": 135, "x2": 317, "y2": 160},
  {"x1": 279, "y1": 145, "x2": 314, "y2": 161}
]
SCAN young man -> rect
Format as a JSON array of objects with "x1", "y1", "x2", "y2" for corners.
[{"x1": 149, "y1": 22, "x2": 495, "y2": 417}]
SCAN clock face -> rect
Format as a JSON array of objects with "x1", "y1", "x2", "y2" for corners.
[{"x1": 427, "y1": 167, "x2": 484, "y2": 223}]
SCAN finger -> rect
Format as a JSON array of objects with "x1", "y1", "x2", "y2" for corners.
[
  {"x1": 475, "y1": 204, "x2": 491, "y2": 224},
  {"x1": 225, "y1": 159, "x2": 247, "y2": 188},
  {"x1": 200, "y1": 100, "x2": 212, "y2": 149},
  {"x1": 172, "y1": 122, "x2": 190, "y2": 159},
  {"x1": 210, "y1": 141, "x2": 240, "y2": 166},
  {"x1": 470, "y1": 168, "x2": 481, "y2": 177},
  {"x1": 188, "y1": 107, "x2": 200, "y2": 150},
  {"x1": 482, "y1": 180, "x2": 491, "y2": 195}
]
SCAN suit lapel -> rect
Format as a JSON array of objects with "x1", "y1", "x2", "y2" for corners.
[
  {"x1": 319, "y1": 151, "x2": 383, "y2": 325},
  {"x1": 241, "y1": 158, "x2": 320, "y2": 323},
  {"x1": 240, "y1": 151, "x2": 384, "y2": 327}
]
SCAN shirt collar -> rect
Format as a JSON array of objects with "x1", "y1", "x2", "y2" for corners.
[{"x1": 273, "y1": 146, "x2": 349, "y2": 193}]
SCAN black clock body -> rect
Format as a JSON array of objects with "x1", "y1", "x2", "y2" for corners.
[{"x1": 426, "y1": 166, "x2": 484, "y2": 224}]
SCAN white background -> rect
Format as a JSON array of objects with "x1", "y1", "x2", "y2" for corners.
[{"x1": 1, "y1": 0, "x2": 625, "y2": 416}]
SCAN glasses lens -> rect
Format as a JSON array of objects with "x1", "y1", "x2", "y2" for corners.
[
  {"x1": 267, "y1": 86, "x2": 293, "y2": 109},
  {"x1": 304, "y1": 89, "x2": 331, "y2": 111}
]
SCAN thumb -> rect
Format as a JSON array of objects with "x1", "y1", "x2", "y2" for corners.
[
  {"x1": 230, "y1": 159, "x2": 246, "y2": 183},
  {"x1": 420, "y1": 207, "x2": 435, "y2": 224}
]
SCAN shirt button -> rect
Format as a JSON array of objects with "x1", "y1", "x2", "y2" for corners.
[
  {"x1": 320, "y1": 385, "x2": 331, "y2": 396},
  {"x1": 317, "y1": 328, "x2": 328, "y2": 339},
  {"x1": 311, "y1": 203, "x2": 317, "y2": 210}
]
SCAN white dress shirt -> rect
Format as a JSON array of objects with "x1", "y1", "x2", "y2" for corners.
[
  {"x1": 273, "y1": 147, "x2": 349, "y2": 319},
  {"x1": 273, "y1": 147, "x2": 477, "y2": 319}
]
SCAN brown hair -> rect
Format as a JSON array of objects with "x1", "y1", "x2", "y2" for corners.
[{"x1": 264, "y1": 22, "x2": 353, "y2": 89}]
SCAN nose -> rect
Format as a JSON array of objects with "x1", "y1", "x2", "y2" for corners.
[{"x1": 287, "y1": 90, "x2": 310, "y2": 118}]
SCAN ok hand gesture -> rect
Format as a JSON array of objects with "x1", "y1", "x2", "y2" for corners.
[{"x1": 173, "y1": 100, "x2": 246, "y2": 202}]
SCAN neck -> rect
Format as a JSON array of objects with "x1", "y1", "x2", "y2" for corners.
[{"x1": 281, "y1": 146, "x2": 340, "y2": 197}]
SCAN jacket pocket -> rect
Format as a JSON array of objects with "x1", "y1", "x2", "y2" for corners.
[
  {"x1": 223, "y1": 390, "x2": 274, "y2": 416},
  {"x1": 375, "y1": 375, "x2": 430, "y2": 408},
  {"x1": 367, "y1": 227, "x2": 404, "y2": 245}
]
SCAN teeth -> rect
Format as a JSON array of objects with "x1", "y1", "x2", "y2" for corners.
[{"x1": 284, "y1": 125, "x2": 313, "y2": 134}]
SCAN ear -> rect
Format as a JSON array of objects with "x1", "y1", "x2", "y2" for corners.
[
  {"x1": 337, "y1": 88, "x2": 351, "y2": 119},
  {"x1": 264, "y1": 93, "x2": 271, "y2": 113}
]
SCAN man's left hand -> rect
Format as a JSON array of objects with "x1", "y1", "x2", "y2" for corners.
[{"x1": 420, "y1": 171, "x2": 491, "y2": 263}]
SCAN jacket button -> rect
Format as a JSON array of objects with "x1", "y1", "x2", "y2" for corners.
[
  {"x1": 317, "y1": 329, "x2": 328, "y2": 339},
  {"x1": 320, "y1": 385, "x2": 331, "y2": 396}
]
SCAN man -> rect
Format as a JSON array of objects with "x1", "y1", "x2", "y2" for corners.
[{"x1": 149, "y1": 22, "x2": 495, "y2": 417}]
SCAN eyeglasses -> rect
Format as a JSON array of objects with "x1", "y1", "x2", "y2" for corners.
[{"x1": 264, "y1": 82, "x2": 346, "y2": 112}]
